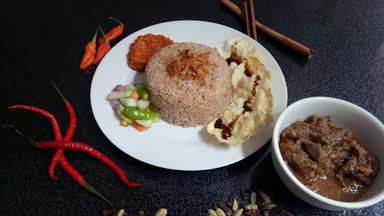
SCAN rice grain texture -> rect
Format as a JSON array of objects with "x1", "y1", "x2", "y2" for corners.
[{"x1": 144, "y1": 42, "x2": 232, "y2": 127}]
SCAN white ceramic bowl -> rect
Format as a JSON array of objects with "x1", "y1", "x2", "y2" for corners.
[{"x1": 272, "y1": 97, "x2": 384, "y2": 211}]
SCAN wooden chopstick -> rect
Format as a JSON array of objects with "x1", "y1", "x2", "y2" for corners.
[{"x1": 222, "y1": 0, "x2": 314, "y2": 59}]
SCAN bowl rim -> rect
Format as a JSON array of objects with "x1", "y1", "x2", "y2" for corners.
[{"x1": 272, "y1": 96, "x2": 384, "y2": 209}]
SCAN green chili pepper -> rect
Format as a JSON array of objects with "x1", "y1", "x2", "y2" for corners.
[
  {"x1": 123, "y1": 107, "x2": 159, "y2": 120},
  {"x1": 135, "y1": 84, "x2": 149, "y2": 100}
]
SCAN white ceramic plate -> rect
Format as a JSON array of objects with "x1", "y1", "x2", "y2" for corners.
[{"x1": 90, "y1": 20, "x2": 287, "y2": 171}]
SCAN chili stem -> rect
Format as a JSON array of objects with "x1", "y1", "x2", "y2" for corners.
[
  {"x1": 52, "y1": 82, "x2": 68, "y2": 103},
  {"x1": 108, "y1": 16, "x2": 124, "y2": 26},
  {"x1": 98, "y1": 24, "x2": 109, "y2": 43},
  {"x1": 91, "y1": 28, "x2": 98, "y2": 43},
  {"x1": 52, "y1": 81, "x2": 77, "y2": 141},
  {"x1": 3, "y1": 125, "x2": 36, "y2": 145},
  {"x1": 83, "y1": 182, "x2": 114, "y2": 210}
]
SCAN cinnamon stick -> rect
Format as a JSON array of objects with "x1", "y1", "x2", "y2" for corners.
[
  {"x1": 221, "y1": 0, "x2": 314, "y2": 59},
  {"x1": 243, "y1": 0, "x2": 251, "y2": 37},
  {"x1": 248, "y1": 0, "x2": 257, "y2": 40}
]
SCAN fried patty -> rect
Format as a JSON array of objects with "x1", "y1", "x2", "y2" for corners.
[{"x1": 128, "y1": 34, "x2": 173, "y2": 72}]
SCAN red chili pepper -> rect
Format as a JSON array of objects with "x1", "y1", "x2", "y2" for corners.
[
  {"x1": 97, "y1": 17, "x2": 124, "y2": 45},
  {"x1": 80, "y1": 29, "x2": 98, "y2": 70},
  {"x1": 8, "y1": 105, "x2": 62, "y2": 141},
  {"x1": 49, "y1": 149, "x2": 63, "y2": 180},
  {"x1": 58, "y1": 155, "x2": 113, "y2": 208},
  {"x1": 4, "y1": 126, "x2": 114, "y2": 209},
  {"x1": 6, "y1": 82, "x2": 144, "y2": 209},
  {"x1": 49, "y1": 83, "x2": 77, "y2": 180},
  {"x1": 93, "y1": 26, "x2": 111, "y2": 65},
  {"x1": 37, "y1": 141, "x2": 143, "y2": 187}
]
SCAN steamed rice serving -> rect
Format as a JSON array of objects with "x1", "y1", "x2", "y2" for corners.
[{"x1": 144, "y1": 42, "x2": 233, "y2": 127}]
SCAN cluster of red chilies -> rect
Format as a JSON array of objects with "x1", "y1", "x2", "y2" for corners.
[
  {"x1": 80, "y1": 17, "x2": 124, "y2": 70},
  {"x1": 7, "y1": 83, "x2": 142, "y2": 208}
]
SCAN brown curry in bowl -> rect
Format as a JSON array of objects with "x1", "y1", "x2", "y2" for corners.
[{"x1": 279, "y1": 115, "x2": 379, "y2": 202}]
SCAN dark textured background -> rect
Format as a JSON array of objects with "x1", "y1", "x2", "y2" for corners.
[{"x1": 1, "y1": 0, "x2": 384, "y2": 215}]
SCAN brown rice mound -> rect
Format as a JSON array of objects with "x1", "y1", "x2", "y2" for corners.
[{"x1": 144, "y1": 42, "x2": 232, "y2": 127}]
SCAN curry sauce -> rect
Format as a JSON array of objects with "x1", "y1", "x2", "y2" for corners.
[{"x1": 279, "y1": 115, "x2": 378, "y2": 202}]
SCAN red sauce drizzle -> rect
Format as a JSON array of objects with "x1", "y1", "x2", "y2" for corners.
[
  {"x1": 244, "y1": 63, "x2": 253, "y2": 77},
  {"x1": 242, "y1": 99, "x2": 252, "y2": 114},
  {"x1": 221, "y1": 117, "x2": 239, "y2": 139},
  {"x1": 251, "y1": 75, "x2": 261, "y2": 96},
  {"x1": 219, "y1": 57, "x2": 262, "y2": 139},
  {"x1": 226, "y1": 48, "x2": 242, "y2": 65},
  {"x1": 214, "y1": 119, "x2": 224, "y2": 129}
]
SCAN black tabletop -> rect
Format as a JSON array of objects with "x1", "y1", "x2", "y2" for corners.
[{"x1": 1, "y1": 0, "x2": 384, "y2": 215}]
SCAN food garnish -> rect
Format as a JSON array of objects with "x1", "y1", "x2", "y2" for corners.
[
  {"x1": 97, "y1": 17, "x2": 124, "y2": 45},
  {"x1": 128, "y1": 33, "x2": 174, "y2": 72},
  {"x1": 107, "y1": 83, "x2": 159, "y2": 131},
  {"x1": 6, "y1": 83, "x2": 143, "y2": 209},
  {"x1": 167, "y1": 49, "x2": 210, "y2": 85},
  {"x1": 207, "y1": 37, "x2": 273, "y2": 145},
  {"x1": 279, "y1": 115, "x2": 378, "y2": 202},
  {"x1": 93, "y1": 25, "x2": 111, "y2": 65},
  {"x1": 80, "y1": 29, "x2": 98, "y2": 70}
]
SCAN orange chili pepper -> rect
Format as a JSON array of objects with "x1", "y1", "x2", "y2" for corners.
[
  {"x1": 93, "y1": 25, "x2": 111, "y2": 65},
  {"x1": 80, "y1": 29, "x2": 98, "y2": 70},
  {"x1": 97, "y1": 17, "x2": 124, "y2": 45}
]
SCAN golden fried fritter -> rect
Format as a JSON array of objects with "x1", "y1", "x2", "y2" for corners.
[{"x1": 128, "y1": 34, "x2": 173, "y2": 72}]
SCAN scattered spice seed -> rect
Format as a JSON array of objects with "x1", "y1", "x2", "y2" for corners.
[
  {"x1": 205, "y1": 190, "x2": 289, "y2": 216},
  {"x1": 109, "y1": 190, "x2": 291, "y2": 216},
  {"x1": 233, "y1": 208, "x2": 243, "y2": 216},
  {"x1": 116, "y1": 209, "x2": 126, "y2": 216},
  {"x1": 232, "y1": 198, "x2": 239, "y2": 211},
  {"x1": 208, "y1": 209, "x2": 218, "y2": 216},
  {"x1": 250, "y1": 192, "x2": 257, "y2": 204},
  {"x1": 245, "y1": 204, "x2": 258, "y2": 210},
  {"x1": 155, "y1": 208, "x2": 168, "y2": 216},
  {"x1": 215, "y1": 208, "x2": 226, "y2": 216},
  {"x1": 218, "y1": 203, "x2": 231, "y2": 216}
]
